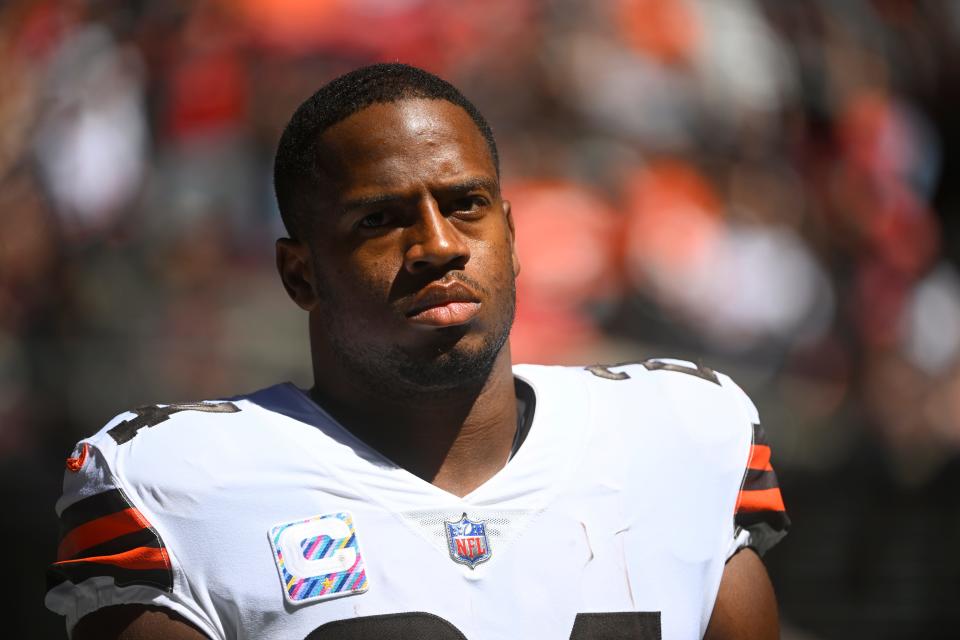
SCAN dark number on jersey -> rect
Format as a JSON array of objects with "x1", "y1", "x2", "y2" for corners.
[
  {"x1": 305, "y1": 611, "x2": 662, "y2": 640},
  {"x1": 107, "y1": 402, "x2": 240, "y2": 444},
  {"x1": 586, "y1": 358, "x2": 719, "y2": 385}
]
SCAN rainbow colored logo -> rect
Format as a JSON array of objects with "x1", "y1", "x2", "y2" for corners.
[{"x1": 269, "y1": 512, "x2": 368, "y2": 604}]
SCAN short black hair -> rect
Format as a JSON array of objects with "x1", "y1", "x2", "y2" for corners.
[{"x1": 273, "y1": 63, "x2": 499, "y2": 239}]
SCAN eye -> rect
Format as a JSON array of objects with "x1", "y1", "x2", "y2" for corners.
[
  {"x1": 358, "y1": 211, "x2": 390, "y2": 229},
  {"x1": 451, "y1": 196, "x2": 488, "y2": 216}
]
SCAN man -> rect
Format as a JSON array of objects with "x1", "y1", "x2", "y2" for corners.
[{"x1": 46, "y1": 63, "x2": 789, "y2": 639}]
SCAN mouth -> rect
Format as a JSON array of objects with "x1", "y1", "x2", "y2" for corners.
[{"x1": 405, "y1": 282, "x2": 482, "y2": 327}]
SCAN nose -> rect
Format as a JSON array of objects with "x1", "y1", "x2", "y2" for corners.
[{"x1": 403, "y1": 198, "x2": 470, "y2": 274}]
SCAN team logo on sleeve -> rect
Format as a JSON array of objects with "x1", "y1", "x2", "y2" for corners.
[
  {"x1": 65, "y1": 443, "x2": 89, "y2": 472},
  {"x1": 269, "y1": 512, "x2": 368, "y2": 605},
  {"x1": 445, "y1": 513, "x2": 491, "y2": 569}
]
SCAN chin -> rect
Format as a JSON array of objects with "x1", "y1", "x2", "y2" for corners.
[
  {"x1": 396, "y1": 348, "x2": 497, "y2": 390},
  {"x1": 392, "y1": 328, "x2": 509, "y2": 390}
]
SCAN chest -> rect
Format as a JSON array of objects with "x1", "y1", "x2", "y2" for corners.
[{"x1": 167, "y1": 478, "x2": 717, "y2": 640}]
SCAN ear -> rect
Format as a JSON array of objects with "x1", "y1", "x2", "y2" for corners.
[
  {"x1": 503, "y1": 199, "x2": 521, "y2": 277},
  {"x1": 276, "y1": 238, "x2": 319, "y2": 311}
]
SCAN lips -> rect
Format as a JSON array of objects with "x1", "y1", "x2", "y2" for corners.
[{"x1": 406, "y1": 281, "x2": 482, "y2": 327}]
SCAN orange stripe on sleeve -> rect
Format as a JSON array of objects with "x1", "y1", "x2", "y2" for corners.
[
  {"x1": 57, "y1": 507, "x2": 151, "y2": 561},
  {"x1": 52, "y1": 546, "x2": 169, "y2": 571},
  {"x1": 747, "y1": 444, "x2": 773, "y2": 471},
  {"x1": 736, "y1": 488, "x2": 786, "y2": 513}
]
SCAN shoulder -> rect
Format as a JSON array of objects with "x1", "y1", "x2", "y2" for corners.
[
  {"x1": 514, "y1": 359, "x2": 758, "y2": 485},
  {"x1": 47, "y1": 383, "x2": 334, "y2": 638},
  {"x1": 582, "y1": 358, "x2": 755, "y2": 412},
  {"x1": 81, "y1": 382, "x2": 301, "y2": 455},
  {"x1": 64, "y1": 383, "x2": 306, "y2": 511},
  {"x1": 515, "y1": 358, "x2": 758, "y2": 435}
]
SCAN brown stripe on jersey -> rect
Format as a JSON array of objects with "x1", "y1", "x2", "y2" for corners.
[
  {"x1": 50, "y1": 489, "x2": 173, "y2": 594},
  {"x1": 752, "y1": 422, "x2": 770, "y2": 445},
  {"x1": 737, "y1": 509, "x2": 791, "y2": 532},
  {"x1": 59, "y1": 489, "x2": 131, "y2": 533},
  {"x1": 48, "y1": 563, "x2": 172, "y2": 592},
  {"x1": 743, "y1": 467, "x2": 780, "y2": 491},
  {"x1": 734, "y1": 423, "x2": 790, "y2": 550}
]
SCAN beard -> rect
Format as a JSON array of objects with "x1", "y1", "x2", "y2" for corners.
[
  {"x1": 315, "y1": 277, "x2": 516, "y2": 398},
  {"x1": 387, "y1": 318, "x2": 511, "y2": 389}
]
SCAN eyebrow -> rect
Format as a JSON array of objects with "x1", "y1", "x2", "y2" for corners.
[
  {"x1": 340, "y1": 176, "x2": 499, "y2": 214},
  {"x1": 340, "y1": 192, "x2": 402, "y2": 213},
  {"x1": 440, "y1": 176, "x2": 499, "y2": 197}
]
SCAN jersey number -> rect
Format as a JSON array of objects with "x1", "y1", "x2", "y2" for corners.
[
  {"x1": 107, "y1": 402, "x2": 240, "y2": 444},
  {"x1": 586, "y1": 358, "x2": 719, "y2": 385},
  {"x1": 305, "y1": 611, "x2": 662, "y2": 639}
]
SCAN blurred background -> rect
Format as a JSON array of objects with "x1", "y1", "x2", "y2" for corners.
[{"x1": 2, "y1": 0, "x2": 959, "y2": 637}]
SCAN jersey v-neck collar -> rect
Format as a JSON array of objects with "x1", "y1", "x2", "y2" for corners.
[
  {"x1": 254, "y1": 367, "x2": 588, "y2": 509},
  {"x1": 510, "y1": 377, "x2": 536, "y2": 461}
]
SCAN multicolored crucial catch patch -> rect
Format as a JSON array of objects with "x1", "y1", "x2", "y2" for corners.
[
  {"x1": 445, "y1": 513, "x2": 491, "y2": 569},
  {"x1": 269, "y1": 512, "x2": 368, "y2": 605}
]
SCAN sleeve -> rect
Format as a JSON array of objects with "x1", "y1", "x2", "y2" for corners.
[
  {"x1": 44, "y1": 435, "x2": 222, "y2": 639},
  {"x1": 711, "y1": 372, "x2": 790, "y2": 559},
  {"x1": 728, "y1": 421, "x2": 790, "y2": 557}
]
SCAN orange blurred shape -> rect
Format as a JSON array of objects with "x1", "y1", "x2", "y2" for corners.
[
  {"x1": 234, "y1": 0, "x2": 341, "y2": 36},
  {"x1": 510, "y1": 302, "x2": 601, "y2": 365},
  {"x1": 229, "y1": 0, "x2": 532, "y2": 73},
  {"x1": 623, "y1": 159, "x2": 722, "y2": 287},
  {"x1": 230, "y1": 0, "x2": 345, "y2": 52},
  {"x1": 507, "y1": 179, "x2": 619, "y2": 364},
  {"x1": 613, "y1": 0, "x2": 701, "y2": 65},
  {"x1": 508, "y1": 179, "x2": 620, "y2": 305}
]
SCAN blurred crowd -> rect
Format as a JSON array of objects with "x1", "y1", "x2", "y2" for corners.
[{"x1": 2, "y1": 0, "x2": 960, "y2": 638}]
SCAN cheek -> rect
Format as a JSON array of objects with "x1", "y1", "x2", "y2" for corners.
[
  {"x1": 318, "y1": 245, "x2": 397, "y2": 291},
  {"x1": 311, "y1": 266, "x2": 375, "y2": 318},
  {"x1": 474, "y1": 234, "x2": 518, "y2": 280},
  {"x1": 351, "y1": 255, "x2": 401, "y2": 298}
]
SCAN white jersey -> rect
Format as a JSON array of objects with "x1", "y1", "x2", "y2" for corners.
[{"x1": 46, "y1": 360, "x2": 788, "y2": 639}]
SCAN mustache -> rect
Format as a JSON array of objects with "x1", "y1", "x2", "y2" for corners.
[
  {"x1": 388, "y1": 269, "x2": 491, "y2": 306},
  {"x1": 433, "y1": 271, "x2": 489, "y2": 297}
]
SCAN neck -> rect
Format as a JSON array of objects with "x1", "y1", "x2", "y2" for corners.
[{"x1": 310, "y1": 347, "x2": 518, "y2": 497}]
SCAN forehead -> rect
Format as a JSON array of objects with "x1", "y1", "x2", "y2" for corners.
[{"x1": 315, "y1": 99, "x2": 497, "y2": 197}]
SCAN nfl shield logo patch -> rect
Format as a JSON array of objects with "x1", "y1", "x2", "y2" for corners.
[{"x1": 445, "y1": 512, "x2": 491, "y2": 569}]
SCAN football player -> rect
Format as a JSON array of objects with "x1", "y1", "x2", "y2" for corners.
[{"x1": 47, "y1": 63, "x2": 789, "y2": 639}]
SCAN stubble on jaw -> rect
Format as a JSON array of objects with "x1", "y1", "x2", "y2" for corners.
[{"x1": 310, "y1": 259, "x2": 517, "y2": 399}]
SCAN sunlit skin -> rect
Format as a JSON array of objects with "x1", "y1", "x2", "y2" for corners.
[
  {"x1": 276, "y1": 98, "x2": 521, "y2": 498},
  {"x1": 73, "y1": 97, "x2": 779, "y2": 640}
]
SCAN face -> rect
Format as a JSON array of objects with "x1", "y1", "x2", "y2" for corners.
[{"x1": 278, "y1": 98, "x2": 519, "y2": 392}]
